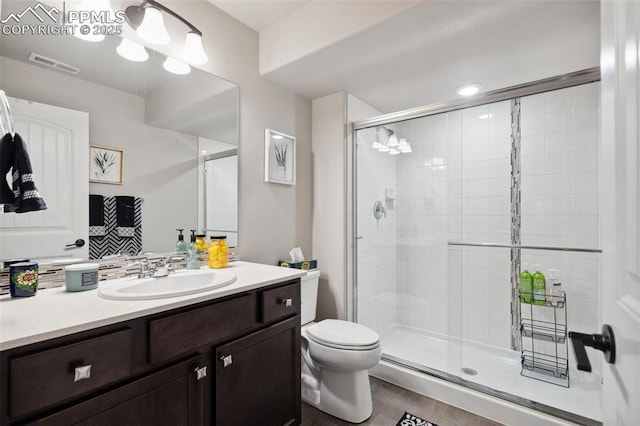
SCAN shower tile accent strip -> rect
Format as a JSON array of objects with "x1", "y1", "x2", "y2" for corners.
[{"x1": 510, "y1": 97, "x2": 522, "y2": 352}]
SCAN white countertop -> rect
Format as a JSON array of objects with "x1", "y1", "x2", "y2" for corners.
[{"x1": 0, "y1": 261, "x2": 306, "y2": 351}]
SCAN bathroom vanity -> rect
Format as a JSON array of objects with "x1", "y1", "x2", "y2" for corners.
[{"x1": 0, "y1": 262, "x2": 304, "y2": 425}]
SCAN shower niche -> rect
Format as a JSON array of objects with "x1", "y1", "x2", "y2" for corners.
[{"x1": 520, "y1": 291, "x2": 569, "y2": 387}]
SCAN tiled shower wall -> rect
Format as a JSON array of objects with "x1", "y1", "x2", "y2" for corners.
[
  {"x1": 395, "y1": 101, "x2": 513, "y2": 347},
  {"x1": 356, "y1": 81, "x2": 601, "y2": 357}
]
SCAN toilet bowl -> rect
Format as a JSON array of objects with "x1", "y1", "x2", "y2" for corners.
[{"x1": 300, "y1": 271, "x2": 381, "y2": 423}]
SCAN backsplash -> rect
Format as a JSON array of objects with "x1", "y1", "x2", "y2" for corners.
[{"x1": 0, "y1": 248, "x2": 238, "y2": 295}]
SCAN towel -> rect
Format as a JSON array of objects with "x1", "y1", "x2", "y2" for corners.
[
  {"x1": 0, "y1": 133, "x2": 47, "y2": 213},
  {"x1": 89, "y1": 194, "x2": 105, "y2": 236},
  {"x1": 0, "y1": 133, "x2": 14, "y2": 204},
  {"x1": 115, "y1": 196, "x2": 135, "y2": 237}
]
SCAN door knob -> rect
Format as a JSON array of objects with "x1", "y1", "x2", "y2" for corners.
[
  {"x1": 569, "y1": 324, "x2": 616, "y2": 372},
  {"x1": 65, "y1": 239, "x2": 85, "y2": 248}
]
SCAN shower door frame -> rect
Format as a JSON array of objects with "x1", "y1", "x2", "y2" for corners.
[{"x1": 350, "y1": 67, "x2": 601, "y2": 425}]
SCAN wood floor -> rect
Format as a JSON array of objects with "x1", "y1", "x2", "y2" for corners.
[{"x1": 301, "y1": 376, "x2": 503, "y2": 426}]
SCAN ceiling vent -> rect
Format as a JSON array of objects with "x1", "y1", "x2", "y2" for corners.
[{"x1": 28, "y1": 53, "x2": 80, "y2": 75}]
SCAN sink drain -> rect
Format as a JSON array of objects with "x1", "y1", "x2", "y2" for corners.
[{"x1": 461, "y1": 367, "x2": 478, "y2": 376}]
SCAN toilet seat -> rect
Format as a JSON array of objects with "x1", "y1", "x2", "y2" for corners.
[{"x1": 306, "y1": 319, "x2": 379, "y2": 351}]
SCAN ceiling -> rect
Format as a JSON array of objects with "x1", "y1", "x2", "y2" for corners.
[
  {"x1": 208, "y1": 0, "x2": 600, "y2": 114},
  {"x1": 208, "y1": 0, "x2": 310, "y2": 32}
]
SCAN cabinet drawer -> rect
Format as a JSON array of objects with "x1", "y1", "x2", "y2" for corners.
[
  {"x1": 149, "y1": 293, "x2": 256, "y2": 364},
  {"x1": 261, "y1": 282, "x2": 300, "y2": 323},
  {"x1": 10, "y1": 328, "x2": 133, "y2": 418}
]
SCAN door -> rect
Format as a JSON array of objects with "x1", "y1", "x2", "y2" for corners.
[
  {"x1": 0, "y1": 97, "x2": 89, "y2": 261},
  {"x1": 215, "y1": 316, "x2": 301, "y2": 426},
  {"x1": 601, "y1": 1, "x2": 640, "y2": 424}
]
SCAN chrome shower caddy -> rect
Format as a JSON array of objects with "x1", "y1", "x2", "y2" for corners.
[{"x1": 519, "y1": 291, "x2": 569, "y2": 387}]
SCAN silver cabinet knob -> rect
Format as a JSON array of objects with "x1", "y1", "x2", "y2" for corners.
[
  {"x1": 279, "y1": 298, "x2": 293, "y2": 307},
  {"x1": 74, "y1": 365, "x2": 91, "y2": 382},
  {"x1": 220, "y1": 354, "x2": 232, "y2": 367},
  {"x1": 194, "y1": 366, "x2": 207, "y2": 380}
]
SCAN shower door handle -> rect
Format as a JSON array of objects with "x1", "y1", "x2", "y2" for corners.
[{"x1": 568, "y1": 324, "x2": 616, "y2": 372}]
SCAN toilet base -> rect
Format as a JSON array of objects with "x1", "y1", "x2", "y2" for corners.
[{"x1": 302, "y1": 369, "x2": 373, "y2": 424}]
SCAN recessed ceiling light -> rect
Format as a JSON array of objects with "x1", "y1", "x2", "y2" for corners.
[{"x1": 455, "y1": 83, "x2": 483, "y2": 97}]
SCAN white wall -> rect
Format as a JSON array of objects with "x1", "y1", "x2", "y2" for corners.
[{"x1": 312, "y1": 92, "x2": 347, "y2": 320}]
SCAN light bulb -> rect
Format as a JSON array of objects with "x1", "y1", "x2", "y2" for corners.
[
  {"x1": 163, "y1": 56, "x2": 191, "y2": 75},
  {"x1": 137, "y1": 6, "x2": 170, "y2": 45},
  {"x1": 72, "y1": 0, "x2": 111, "y2": 42},
  {"x1": 455, "y1": 83, "x2": 483, "y2": 97},
  {"x1": 116, "y1": 38, "x2": 149, "y2": 62},
  {"x1": 182, "y1": 32, "x2": 208, "y2": 65}
]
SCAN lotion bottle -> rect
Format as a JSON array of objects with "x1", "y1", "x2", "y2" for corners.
[
  {"x1": 186, "y1": 230, "x2": 201, "y2": 270},
  {"x1": 175, "y1": 229, "x2": 187, "y2": 255}
]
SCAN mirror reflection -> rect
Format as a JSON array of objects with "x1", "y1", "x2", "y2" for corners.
[{"x1": 0, "y1": 0, "x2": 239, "y2": 261}]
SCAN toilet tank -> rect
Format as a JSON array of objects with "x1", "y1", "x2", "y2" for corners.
[{"x1": 300, "y1": 270, "x2": 320, "y2": 325}]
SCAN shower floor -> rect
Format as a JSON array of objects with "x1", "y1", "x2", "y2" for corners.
[{"x1": 380, "y1": 324, "x2": 602, "y2": 423}]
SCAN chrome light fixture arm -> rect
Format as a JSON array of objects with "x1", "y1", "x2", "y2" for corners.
[{"x1": 125, "y1": 0, "x2": 202, "y2": 36}]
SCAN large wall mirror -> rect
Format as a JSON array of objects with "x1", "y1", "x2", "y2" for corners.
[{"x1": 0, "y1": 0, "x2": 238, "y2": 261}]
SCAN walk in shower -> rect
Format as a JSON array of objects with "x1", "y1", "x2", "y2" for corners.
[{"x1": 352, "y1": 69, "x2": 602, "y2": 424}]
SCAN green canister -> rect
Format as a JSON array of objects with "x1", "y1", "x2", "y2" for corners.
[{"x1": 65, "y1": 263, "x2": 100, "y2": 292}]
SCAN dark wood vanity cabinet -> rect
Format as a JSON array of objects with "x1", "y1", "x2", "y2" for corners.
[{"x1": 0, "y1": 278, "x2": 301, "y2": 426}]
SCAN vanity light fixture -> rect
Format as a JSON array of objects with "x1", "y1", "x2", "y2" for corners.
[
  {"x1": 371, "y1": 128, "x2": 383, "y2": 149},
  {"x1": 387, "y1": 132, "x2": 399, "y2": 147},
  {"x1": 125, "y1": 0, "x2": 208, "y2": 64},
  {"x1": 398, "y1": 138, "x2": 412, "y2": 153},
  {"x1": 135, "y1": 6, "x2": 170, "y2": 45},
  {"x1": 116, "y1": 39, "x2": 149, "y2": 62},
  {"x1": 72, "y1": 0, "x2": 113, "y2": 42},
  {"x1": 373, "y1": 126, "x2": 412, "y2": 155},
  {"x1": 163, "y1": 56, "x2": 191, "y2": 75},
  {"x1": 455, "y1": 83, "x2": 483, "y2": 97}
]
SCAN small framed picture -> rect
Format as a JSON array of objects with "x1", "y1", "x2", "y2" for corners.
[
  {"x1": 264, "y1": 129, "x2": 295, "y2": 185},
  {"x1": 89, "y1": 146, "x2": 123, "y2": 184}
]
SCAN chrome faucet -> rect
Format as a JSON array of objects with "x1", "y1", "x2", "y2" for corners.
[
  {"x1": 130, "y1": 256, "x2": 183, "y2": 278},
  {"x1": 153, "y1": 255, "x2": 182, "y2": 278},
  {"x1": 130, "y1": 259, "x2": 153, "y2": 279}
]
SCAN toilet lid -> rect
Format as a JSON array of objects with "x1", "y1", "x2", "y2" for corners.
[{"x1": 306, "y1": 319, "x2": 379, "y2": 349}]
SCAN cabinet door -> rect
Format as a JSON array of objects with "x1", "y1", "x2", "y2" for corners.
[
  {"x1": 215, "y1": 316, "x2": 301, "y2": 426},
  {"x1": 30, "y1": 355, "x2": 207, "y2": 426}
]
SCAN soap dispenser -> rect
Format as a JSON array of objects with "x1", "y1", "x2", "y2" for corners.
[
  {"x1": 186, "y1": 230, "x2": 201, "y2": 270},
  {"x1": 175, "y1": 229, "x2": 187, "y2": 254}
]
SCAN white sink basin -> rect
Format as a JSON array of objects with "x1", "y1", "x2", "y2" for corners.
[{"x1": 98, "y1": 268, "x2": 237, "y2": 300}]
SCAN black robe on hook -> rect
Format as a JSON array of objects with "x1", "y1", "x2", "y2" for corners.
[{"x1": 0, "y1": 132, "x2": 47, "y2": 213}]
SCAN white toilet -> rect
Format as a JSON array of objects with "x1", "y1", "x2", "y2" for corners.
[{"x1": 300, "y1": 270, "x2": 381, "y2": 423}]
